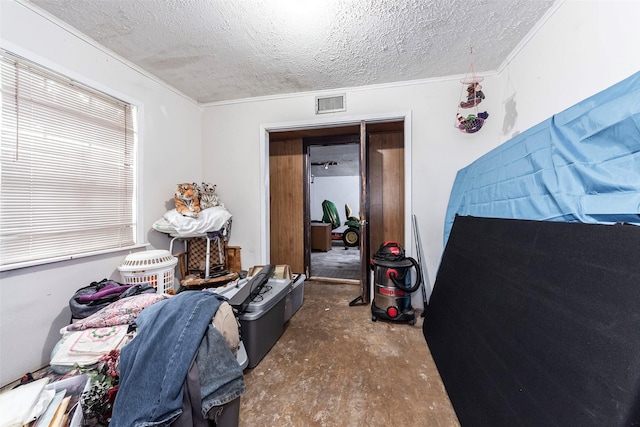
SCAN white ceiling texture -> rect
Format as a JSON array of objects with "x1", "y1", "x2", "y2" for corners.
[
  {"x1": 25, "y1": 0, "x2": 556, "y2": 177},
  {"x1": 27, "y1": 0, "x2": 556, "y2": 105}
]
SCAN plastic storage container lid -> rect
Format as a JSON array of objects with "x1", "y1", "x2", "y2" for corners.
[
  {"x1": 118, "y1": 250, "x2": 177, "y2": 271},
  {"x1": 212, "y1": 278, "x2": 247, "y2": 299},
  {"x1": 244, "y1": 278, "x2": 291, "y2": 314}
]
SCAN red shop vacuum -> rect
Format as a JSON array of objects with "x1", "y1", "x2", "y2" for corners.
[{"x1": 371, "y1": 241, "x2": 422, "y2": 325}]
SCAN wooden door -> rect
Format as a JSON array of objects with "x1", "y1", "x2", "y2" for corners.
[
  {"x1": 368, "y1": 131, "x2": 405, "y2": 252},
  {"x1": 269, "y1": 139, "x2": 304, "y2": 273}
]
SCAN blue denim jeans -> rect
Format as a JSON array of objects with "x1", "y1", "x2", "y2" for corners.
[
  {"x1": 197, "y1": 323, "x2": 245, "y2": 415},
  {"x1": 111, "y1": 291, "x2": 244, "y2": 426}
]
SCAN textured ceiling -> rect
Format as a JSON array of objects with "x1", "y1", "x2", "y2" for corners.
[{"x1": 27, "y1": 0, "x2": 556, "y2": 104}]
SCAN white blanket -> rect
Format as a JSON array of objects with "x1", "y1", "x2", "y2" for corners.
[
  {"x1": 162, "y1": 206, "x2": 232, "y2": 236},
  {"x1": 50, "y1": 325, "x2": 128, "y2": 366}
]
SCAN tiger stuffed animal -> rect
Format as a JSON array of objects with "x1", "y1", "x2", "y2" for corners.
[
  {"x1": 174, "y1": 183, "x2": 201, "y2": 218},
  {"x1": 197, "y1": 182, "x2": 221, "y2": 210}
]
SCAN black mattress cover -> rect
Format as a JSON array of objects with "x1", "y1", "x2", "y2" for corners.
[{"x1": 424, "y1": 215, "x2": 640, "y2": 426}]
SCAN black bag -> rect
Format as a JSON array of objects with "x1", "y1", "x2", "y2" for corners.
[
  {"x1": 69, "y1": 279, "x2": 156, "y2": 320},
  {"x1": 373, "y1": 241, "x2": 406, "y2": 262}
]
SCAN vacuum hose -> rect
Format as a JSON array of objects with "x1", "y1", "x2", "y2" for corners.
[{"x1": 387, "y1": 257, "x2": 422, "y2": 293}]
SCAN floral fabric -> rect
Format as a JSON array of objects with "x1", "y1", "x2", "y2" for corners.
[{"x1": 65, "y1": 293, "x2": 170, "y2": 332}]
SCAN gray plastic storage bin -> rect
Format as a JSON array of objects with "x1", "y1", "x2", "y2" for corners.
[
  {"x1": 239, "y1": 278, "x2": 290, "y2": 368},
  {"x1": 284, "y1": 274, "x2": 305, "y2": 322}
]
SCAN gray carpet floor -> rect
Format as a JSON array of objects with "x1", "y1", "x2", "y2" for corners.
[{"x1": 310, "y1": 241, "x2": 360, "y2": 280}]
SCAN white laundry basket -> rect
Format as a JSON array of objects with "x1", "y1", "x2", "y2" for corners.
[{"x1": 118, "y1": 250, "x2": 178, "y2": 294}]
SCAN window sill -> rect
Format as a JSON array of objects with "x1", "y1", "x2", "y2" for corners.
[{"x1": 0, "y1": 244, "x2": 150, "y2": 272}]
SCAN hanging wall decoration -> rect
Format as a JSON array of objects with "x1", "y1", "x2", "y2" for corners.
[{"x1": 455, "y1": 50, "x2": 489, "y2": 134}]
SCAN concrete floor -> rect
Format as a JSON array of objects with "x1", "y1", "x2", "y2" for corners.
[{"x1": 239, "y1": 281, "x2": 459, "y2": 427}]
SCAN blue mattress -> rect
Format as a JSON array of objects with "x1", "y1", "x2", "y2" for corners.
[{"x1": 445, "y1": 71, "x2": 640, "y2": 244}]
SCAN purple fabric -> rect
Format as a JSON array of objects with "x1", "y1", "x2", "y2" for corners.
[{"x1": 77, "y1": 284, "x2": 133, "y2": 303}]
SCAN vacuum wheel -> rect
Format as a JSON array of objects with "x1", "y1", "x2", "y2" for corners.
[{"x1": 342, "y1": 227, "x2": 360, "y2": 247}]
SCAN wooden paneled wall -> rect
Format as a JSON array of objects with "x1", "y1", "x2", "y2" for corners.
[
  {"x1": 368, "y1": 131, "x2": 405, "y2": 253},
  {"x1": 269, "y1": 139, "x2": 305, "y2": 273}
]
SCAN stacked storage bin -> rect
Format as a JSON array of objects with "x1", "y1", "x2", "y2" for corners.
[{"x1": 239, "y1": 278, "x2": 291, "y2": 368}]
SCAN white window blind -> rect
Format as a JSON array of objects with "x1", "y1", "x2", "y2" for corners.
[{"x1": 0, "y1": 51, "x2": 136, "y2": 268}]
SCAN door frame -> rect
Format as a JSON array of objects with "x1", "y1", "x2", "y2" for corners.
[{"x1": 259, "y1": 111, "x2": 414, "y2": 266}]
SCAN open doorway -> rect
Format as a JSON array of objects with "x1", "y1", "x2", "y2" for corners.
[
  {"x1": 307, "y1": 137, "x2": 361, "y2": 281},
  {"x1": 268, "y1": 119, "x2": 406, "y2": 300}
]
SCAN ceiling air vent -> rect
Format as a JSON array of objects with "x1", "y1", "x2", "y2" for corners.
[{"x1": 315, "y1": 94, "x2": 346, "y2": 114}]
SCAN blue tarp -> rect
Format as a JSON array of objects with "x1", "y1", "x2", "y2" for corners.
[{"x1": 445, "y1": 71, "x2": 640, "y2": 245}]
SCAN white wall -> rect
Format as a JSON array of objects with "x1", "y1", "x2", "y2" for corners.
[
  {"x1": 310, "y1": 176, "x2": 360, "y2": 222},
  {"x1": 496, "y1": 0, "x2": 640, "y2": 141},
  {"x1": 202, "y1": 0, "x2": 640, "y2": 297},
  {"x1": 0, "y1": 0, "x2": 202, "y2": 385}
]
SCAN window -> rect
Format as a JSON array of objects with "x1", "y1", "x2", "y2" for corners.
[{"x1": 0, "y1": 50, "x2": 137, "y2": 269}]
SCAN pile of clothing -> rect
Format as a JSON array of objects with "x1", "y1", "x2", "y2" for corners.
[{"x1": 50, "y1": 279, "x2": 245, "y2": 425}]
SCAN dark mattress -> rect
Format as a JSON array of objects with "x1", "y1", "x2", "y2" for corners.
[{"x1": 423, "y1": 215, "x2": 640, "y2": 426}]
